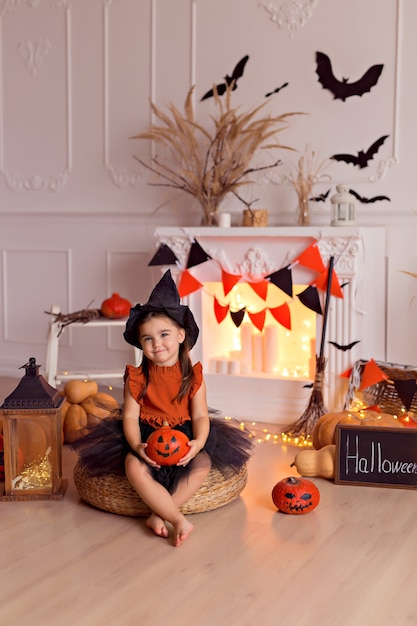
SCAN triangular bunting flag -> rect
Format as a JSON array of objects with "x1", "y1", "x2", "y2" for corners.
[
  {"x1": 359, "y1": 359, "x2": 389, "y2": 391},
  {"x1": 247, "y1": 280, "x2": 269, "y2": 300},
  {"x1": 186, "y1": 239, "x2": 212, "y2": 268},
  {"x1": 214, "y1": 297, "x2": 229, "y2": 323},
  {"x1": 339, "y1": 367, "x2": 353, "y2": 379},
  {"x1": 230, "y1": 308, "x2": 246, "y2": 328},
  {"x1": 148, "y1": 243, "x2": 178, "y2": 266},
  {"x1": 297, "y1": 286, "x2": 323, "y2": 315},
  {"x1": 266, "y1": 266, "x2": 293, "y2": 297},
  {"x1": 314, "y1": 268, "x2": 344, "y2": 299},
  {"x1": 294, "y1": 241, "x2": 325, "y2": 273},
  {"x1": 248, "y1": 309, "x2": 267, "y2": 332},
  {"x1": 269, "y1": 302, "x2": 291, "y2": 330},
  {"x1": 393, "y1": 379, "x2": 417, "y2": 411},
  {"x1": 222, "y1": 269, "x2": 242, "y2": 296},
  {"x1": 178, "y1": 270, "x2": 203, "y2": 297}
]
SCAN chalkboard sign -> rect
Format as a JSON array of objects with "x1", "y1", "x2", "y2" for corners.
[{"x1": 335, "y1": 425, "x2": 417, "y2": 489}]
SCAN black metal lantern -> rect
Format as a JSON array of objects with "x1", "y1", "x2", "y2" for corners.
[{"x1": 0, "y1": 358, "x2": 67, "y2": 500}]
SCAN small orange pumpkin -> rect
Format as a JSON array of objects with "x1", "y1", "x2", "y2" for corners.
[
  {"x1": 146, "y1": 422, "x2": 190, "y2": 466},
  {"x1": 100, "y1": 293, "x2": 132, "y2": 319},
  {"x1": 272, "y1": 476, "x2": 320, "y2": 515}
]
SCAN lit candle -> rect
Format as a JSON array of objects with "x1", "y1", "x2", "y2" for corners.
[
  {"x1": 241, "y1": 323, "x2": 253, "y2": 365},
  {"x1": 263, "y1": 325, "x2": 278, "y2": 374},
  {"x1": 252, "y1": 333, "x2": 263, "y2": 371},
  {"x1": 228, "y1": 360, "x2": 240, "y2": 375},
  {"x1": 216, "y1": 358, "x2": 228, "y2": 374}
]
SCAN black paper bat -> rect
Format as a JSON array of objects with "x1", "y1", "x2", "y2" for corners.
[
  {"x1": 315, "y1": 52, "x2": 383, "y2": 102},
  {"x1": 349, "y1": 189, "x2": 391, "y2": 204},
  {"x1": 331, "y1": 135, "x2": 389, "y2": 169},
  {"x1": 201, "y1": 55, "x2": 249, "y2": 101},
  {"x1": 310, "y1": 189, "x2": 330, "y2": 202},
  {"x1": 265, "y1": 82, "x2": 289, "y2": 98},
  {"x1": 328, "y1": 340, "x2": 360, "y2": 352}
]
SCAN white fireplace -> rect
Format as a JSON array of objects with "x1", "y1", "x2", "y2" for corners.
[{"x1": 154, "y1": 226, "x2": 386, "y2": 425}]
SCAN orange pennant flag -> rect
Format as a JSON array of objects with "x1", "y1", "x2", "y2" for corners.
[
  {"x1": 214, "y1": 297, "x2": 229, "y2": 323},
  {"x1": 269, "y1": 302, "x2": 291, "y2": 330},
  {"x1": 359, "y1": 359, "x2": 389, "y2": 390},
  {"x1": 222, "y1": 269, "x2": 242, "y2": 296},
  {"x1": 339, "y1": 367, "x2": 353, "y2": 379},
  {"x1": 295, "y1": 241, "x2": 325, "y2": 273},
  {"x1": 248, "y1": 309, "x2": 266, "y2": 332},
  {"x1": 247, "y1": 280, "x2": 269, "y2": 301},
  {"x1": 313, "y1": 268, "x2": 344, "y2": 299},
  {"x1": 178, "y1": 270, "x2": 203, "y2": 297}
]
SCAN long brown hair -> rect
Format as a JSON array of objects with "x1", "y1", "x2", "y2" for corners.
[{"x1": 138, "y1": 312, "x2": 194, "y2": 402}]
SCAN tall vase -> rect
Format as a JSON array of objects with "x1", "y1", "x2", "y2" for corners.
[
  {"x1": 297, "y1": 196, "x2": 311, "y2": 226},
  {"x1": 199, "y1": 197, "x2": 220, "y2": 226}
]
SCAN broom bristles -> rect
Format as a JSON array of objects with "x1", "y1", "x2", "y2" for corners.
[{"x1": 283, "y1": 355, "x2": 327, "y2": 438}]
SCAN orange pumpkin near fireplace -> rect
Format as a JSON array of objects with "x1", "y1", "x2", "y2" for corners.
[{"x1": 312, "y1": 409, "x2": 403, "y2": 449}]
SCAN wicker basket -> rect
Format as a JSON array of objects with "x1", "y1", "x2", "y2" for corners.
[
  {"x1": 73, "y1": 461, "x2": 248, "y2": 517},
  {"x1": 344, "y1": 359, "x2": 417, "y2": 415}
]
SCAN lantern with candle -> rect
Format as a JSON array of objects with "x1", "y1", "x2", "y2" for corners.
[
  {"x1": 330, "y1": 184, "x2": 356, "y2": 226},
  {"x1": 0, "y1": 358, "x2": 67, "y2": 500}
]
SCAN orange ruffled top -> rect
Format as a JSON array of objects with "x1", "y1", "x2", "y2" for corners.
[{"x1": 124, "y1": 361, "x2": 203, "y2": 428}]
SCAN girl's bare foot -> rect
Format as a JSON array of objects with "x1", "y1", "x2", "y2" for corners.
[
  {"x1": 172, "y1": 517, "x2": 194, "y2": 547},
  {"x1": 146, "y1": 513, "x2": 169, "y2": 538}
]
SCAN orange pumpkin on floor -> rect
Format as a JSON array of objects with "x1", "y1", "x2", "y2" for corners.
[
  {"x1": 312, "y1": 409, "x2": 403, "y2": 449},
  {"x1": 146, "y1": 422, "x2": 190, "y2": 466},
  {"x1": 272, "y1": 476, "x2": 320, "y2": 515}
]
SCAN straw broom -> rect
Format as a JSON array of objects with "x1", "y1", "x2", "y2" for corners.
[{"x1": 283, "y1": 256, "x2": 334, "y2": 442}]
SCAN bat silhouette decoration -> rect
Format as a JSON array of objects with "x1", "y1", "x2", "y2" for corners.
[
  {"x1": 310, "y1": 189, "x2": 330, "y2": 202},
  {"x1": 328, "y1": 340, "x2": 361, "y2": 352},
  {"x1": 331, "y1": 135, "x2": 389, "y2": 169},
  {"x1": 315, "y1": 51, "x2": 384, "y2": 102},
  {"x1": 201, "y1": 55, "x2": 249, "y2": 101},
  {"x1": 265, "y1": 82, "x2": 289, "y2": 98},
  {"x1": 349, "y1": 189, "x2": 391, "y2": 204}
]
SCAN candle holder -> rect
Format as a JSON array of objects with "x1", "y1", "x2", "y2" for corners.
[
  {"x1": 0, "y1": 357, "x2": 67, "y2": 501},
  {"x1": 330, "y1": 184, "x2": 356, "y2": 226}
]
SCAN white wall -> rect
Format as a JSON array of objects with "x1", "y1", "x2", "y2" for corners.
[{"x1": 0, "y1": 0, "x2": 416, "y2": 384}]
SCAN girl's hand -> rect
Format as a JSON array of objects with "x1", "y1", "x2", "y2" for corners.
[
  {"x1": 177, "y1": 440, "x2": 201, "y2": 466},
  {"x1": 136, "y1": 443, "x2": 161, "y2": 469}
]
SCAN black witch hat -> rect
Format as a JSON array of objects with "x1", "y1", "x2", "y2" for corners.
[{"x1": 124, "y1": 270, "x2": 199, "y2": 350}]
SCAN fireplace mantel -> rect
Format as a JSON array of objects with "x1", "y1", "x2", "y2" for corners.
[{"x1": 154, "y1": 226, "x2": 386, "y2": 424}]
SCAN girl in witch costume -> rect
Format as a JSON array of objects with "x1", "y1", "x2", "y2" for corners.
[{"x1": 73, "y1": 270, "x2": 253, "y2": 547}]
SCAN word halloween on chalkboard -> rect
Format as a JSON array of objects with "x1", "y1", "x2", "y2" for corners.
[{"x1": 335, "y1": 425, "x2": 417, "y2": 490}]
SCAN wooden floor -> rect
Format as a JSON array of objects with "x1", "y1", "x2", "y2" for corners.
[{"x1": 1, "y1": 376, "x2": 416, "y2": 626}]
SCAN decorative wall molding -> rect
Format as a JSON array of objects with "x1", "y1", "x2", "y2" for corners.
[
  {"x1": 0, "y1": 1, "x2": 73, "y2": 191},
  {"x1": 257, "y1": 0, "x2": 319, "y2": 35},
  {"x1": 103, "y1": 0, "x2": 145, "y2": 187},
  {"x1": 17, "y1": 38, "x2": 51, "y2": 75}
]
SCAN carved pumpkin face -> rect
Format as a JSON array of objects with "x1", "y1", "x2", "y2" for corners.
[
  {"x1": 272, "y1": 476, "x2": 320, "y2": 515},
  {"x1": 146, "y1": 423, "x2": 190, "y2": 466}
]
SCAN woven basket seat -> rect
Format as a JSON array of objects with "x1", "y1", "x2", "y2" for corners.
[{"x1": 73, "y1": 461, "x2": 248, "y2": 516}]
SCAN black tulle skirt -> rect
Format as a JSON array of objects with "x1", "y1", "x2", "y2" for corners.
[{"x1": 71, "y1": 415, "x2": 254, "y2": 492}]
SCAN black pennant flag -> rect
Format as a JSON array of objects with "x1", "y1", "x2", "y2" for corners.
[
  {"x1": 393, "y1": 379, "x2": 417, "y2": 411},
  {"x1": 297, "y1": 286, "x2": 323, "y2": 315},
  {"x1": 230, "y1": 308, "x2": 246, "y2": 328},
  {"x1": 148, "y1": 243, "x2": 178, "y2": 266},
  {"x1": 187, "y1": 239, "x2": 212, "y2": 268},
  {"x1": 266, "y1": 265, "x2": 293, "y2": 297}
]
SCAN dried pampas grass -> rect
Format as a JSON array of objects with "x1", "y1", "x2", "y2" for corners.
[{"x1": 131, "y1": 86, "x2": 301, "y2": 224}]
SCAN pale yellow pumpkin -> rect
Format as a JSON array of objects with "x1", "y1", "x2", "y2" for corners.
[
  {"x1": 64, "y1": 380, "x2": 98, "y2": 404},
  {"x1": 291, "y1": 445, "x2": 336, "y2": 479}
]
